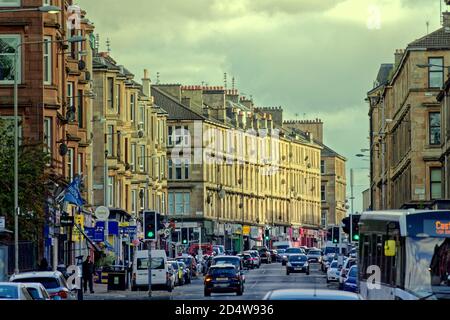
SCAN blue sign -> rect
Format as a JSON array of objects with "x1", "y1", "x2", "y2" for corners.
[
  {"x1": 85, "y1": 227, "x2": 95, "y2": 239},
  {"x1": 108, "y1": 221, "x2": 119, "y2": 236},
  {"x1": 424, "y1": 220, "x2": 450, "y2": 237},
  {"x1": 120, "y1": 226, "x2": 137, "y2": 236},
  {"x1": 94, "y1": 222, "x2": 105, "y2": 242}
]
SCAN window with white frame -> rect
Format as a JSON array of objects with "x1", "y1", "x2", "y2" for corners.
[
  {"x1": 77, "y1": 153, "x2": 83, "y2": 176},
  {"x1": 116, "y1": 83, "x2": 121, "y2": 114},
  {"x1": 0, "y1": 0, "x2": 21, "y2": 6},
  {"x1": 140, "y1": 188, "x2": 145, "y2": 210},
  {"x1": 67, "y1": 148, "x2": 75, "y2": 182},
  {"x1": 161, "y1": 193, "x2": 166, "y2": 214},
  {"x1": 0, "y1": 34, "x2": 21, "y2": 84},
  {"x1": 107, "y1": 176, "x2": 114, "y2": 207},
  {"x1": 139, "y1": 145, "x2": 145, "y2": 171},
  {"x1": 321, "y1": 185, "x2": 326, "y2": 201},
  {"x1": 139, "y1": 102, "x2": 145, "y2": 128},
  {"x1": 168, "y1": 126, "x2": 173, "y2": 146},
  {"x1": 131, "y1": 189, "x2": 137, "y2": 215},
  {"x1": 43, "y1": 117, "x2": 52, "y2": 158},
  {"x1": 107, "y1": 125, "x2": 114, "y2": 157},
  {"x1": 168, "y1": 191, "x2": 190, "y2": 215},
  {"x1": 168, "y1": 159, "x2": 173, "y2": 179},
  {"x1": 43, "y1": 36, "x2": 52, "y2": 84},
  {"x1": 130, "y1": 94, "x2": 135, "y2": 122},
  {"x1": 67, "y1": 82, "x2": 75, "y2": 121}
]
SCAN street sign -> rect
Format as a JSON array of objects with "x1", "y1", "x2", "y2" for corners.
[
  {"x1": 0, "y1": 216, "x2": 5, "y2": 229},
  {"x1": 164, "y1": 228, "x2": 171, "y2": 237},
  {"x1": 60, "y1": 215, "x2": 74, "y2": 227},
  {"x1": 95, "y1": 206, "x2": 110, "y2": 221}
]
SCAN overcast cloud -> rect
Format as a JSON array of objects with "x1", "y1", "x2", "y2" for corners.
[{"x1": 77, "y1": 0, "x2": 446, "y2": 212}]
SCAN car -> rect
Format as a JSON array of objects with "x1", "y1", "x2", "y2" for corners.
[
  {"x1": 258, "y1": 248, "x2": 272, "y2": 264},
  {"x1": 0, "y1": 283, "x2": 34, "y2": 300},
  {"x1": 281, "y1": 247, "x2": 305, "y2": 266},
  {"x1": 276, "y1": 249, "x2": 286, "y2": 262},
  {"x1": 338, "y1": 258, "x2": 357, "y2": 290},
  {"x1": 269, "y1": 250, "x2": 278, "y2": 262},
  {"x1": 307, "y1": 249, "x2": 322, "y2": 263},
  {"x1": 263, "y1": 289, "x2": 362, "y2": 300},
  {"x1": 176, "y1": 254, "x2": 197, "y2": 279},
  {"x1": 321, "y1": 253, "x2": 338, "y2": 272},
  {"x1": 211, "y1": 255, "x2": 246, "y2": 282},
  {"x1": 204, "y1": 264, "x2": 244, "y2": 297},
  {"x1": 326, "y1": 261, "x2": 341, "y2": 283},
  {"x1": 349, "y1": 248, "x2": 357, "y2": 259},
  {"x1": 286, "y1": 254, "x2": 309, "y2": 275},
  {"x1": 23, "y1": 283, "x2": 52, "y2": 300},
  {"x1": 241, "y1": 253, "x2": 253, "y2": 270},
  {"x1": 244, "y1": 251, "x2": 261, "y2": 268},
  {"x1": 343, "y1": 266, "x2": 358, "y2": 293},
  {"x1": 9, "y1": 271, "x2": 76, "y2": 300},
  {"x1": 168, "y1": 260, "x2": 184, "y2": 286},
  {"x1": 213, "y1": 245, "x2": 225, "y2": 256}
]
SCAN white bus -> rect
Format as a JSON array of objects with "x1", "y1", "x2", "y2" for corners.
[{"x1": 358, "y1": 210, "x2": 450, "y2": 300}]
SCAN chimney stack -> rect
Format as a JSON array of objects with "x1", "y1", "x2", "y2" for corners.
[
  {"x1": 142, "y1": 69, "x2": 151, "y2": 97},
  {"x1": 394, "y1": 49, "x2": 404, "y2": 66},
  {"x1": 443, "y1": 12, "x2": 450, "y2": 31}
]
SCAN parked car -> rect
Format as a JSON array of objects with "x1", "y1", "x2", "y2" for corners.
[
  {"x1": 286, "y1": 254, "x2": 309, "y2": 275},
  {"x1": 241, "y1": 253, "x2": 253, "y2": 270},
  {"x1": 326, "y1": 260, "x2": 341, "y2": 283},
  {"x1": 23, "y1": 283, "x2": 52, "y2": 300},
  {"x1": 9, "y1": 271, "x2": 76, "y2": 300},
  {"x1": 204, "y1": 264, "x2": 244, "y2": 297},
  {"x1": 263, "y1": 289, "x2": 362, "y2": 300},
  {"x1": 307, "y1": 249, "x2": 322, "y2": 263},
  {"x1": 343, "y1": 266, "x2": 358, "y2": 293},
  {"x1": 339, "y1": 258, "x2": 357, "y2": 290},
  {"x1": 281, "y1": 247, "x2": 305, "y2": 266},
  {"x1": 0, "y1": 283, "x2": 34, "y2": 300}
]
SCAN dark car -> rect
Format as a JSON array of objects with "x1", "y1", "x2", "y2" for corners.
[
  {"x1": 286, "y1": 254, "x2": 309, "y2": 275},
  {"x1": 282, "y1": 247, "x2": 305, "y2": 266},
  {"x1": 269, "y1": 250, "x2": 278, "y2": 262},
  {"x1": 241, "y1": 253, "x2": 253, "y2": 270},
  {"x1": 204, "y1": 265, "x2": 244, "y2": 297},
  {"x1": 343, "y1": 266, "x2": 358, "y2": 293},
  {"x1": 307, "y1": 249, "x2": 322, "y2": 263}
]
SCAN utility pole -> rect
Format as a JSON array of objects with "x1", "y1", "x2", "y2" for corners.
[{"x1": 147, "y1": 240, "x2": 152, "y2": 298}]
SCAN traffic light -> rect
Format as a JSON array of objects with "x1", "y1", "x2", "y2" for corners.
[
  {"x1": 351, "y1": 214, "x2": 361, "y2": 241},
  {"x1": 265, "y1": 228, "x2": 270, "y2": 241},
  {"x1": 342, "y1": 217, "x2": 351, "y2": 234},
  {"x1": 144, "y1": 211, "x2": 157, "y2": 240},
  {"x1": 181, "y1": 228, "x2": 188, "y2": 245},
  {"x1": 332, "y1": 227, "x2": 340, "y2": 244}
]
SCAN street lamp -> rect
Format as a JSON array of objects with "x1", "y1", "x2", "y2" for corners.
[
  {"x1": 11, "y1": 34, "x2": 84, "y2": 274},
  {"x1": 0, "y1": 5, "x2": 61, "y2": 13}
]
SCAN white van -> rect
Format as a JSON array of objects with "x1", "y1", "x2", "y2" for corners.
[{"x1": 131, "y1": 250, "x2": 171, "y2": 292}]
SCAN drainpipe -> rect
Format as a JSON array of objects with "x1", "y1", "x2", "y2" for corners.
[{"x1": 381, "y1": 96, "x2": 386, "y2": 209}]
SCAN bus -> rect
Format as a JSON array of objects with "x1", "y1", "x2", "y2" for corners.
[{"x1": 358, "y1": 210, "x2": 450, "y2": 300}]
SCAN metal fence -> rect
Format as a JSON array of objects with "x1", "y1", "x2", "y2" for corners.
[{"x1": 0, "y1": 241, "x2": 37, "y2": 274}]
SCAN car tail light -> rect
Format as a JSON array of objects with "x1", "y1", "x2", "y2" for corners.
[
  {"x1": 205, "y1": 276, "x2": 213, "y2": 283},
  {"x1": 55, "y1": 290, "x2": 68, "y2": 299}
]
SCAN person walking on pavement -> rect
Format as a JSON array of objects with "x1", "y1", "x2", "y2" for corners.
[
  {"x1": 38, "y1": 258, "x2": 51, "y2": 271},
  {"x1": 82, "y1": 256, "x2": 95, "y2": 294}
]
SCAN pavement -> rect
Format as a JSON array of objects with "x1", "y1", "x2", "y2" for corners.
[{"x1": 84, "y1": 262, "x2": 338, "y2": 300}]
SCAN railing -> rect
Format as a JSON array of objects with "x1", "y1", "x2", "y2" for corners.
[{"x1": 1, "y1": 241, "x2": 37, "y2": 275}]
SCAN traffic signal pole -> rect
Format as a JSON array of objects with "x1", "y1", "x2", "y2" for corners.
[{"x1": 147, "y1": 240, "x2": 152, "y2": 298}]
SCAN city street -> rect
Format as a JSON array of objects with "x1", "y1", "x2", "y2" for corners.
[{"x1": 85, "y1": 263, "x2": 335, "y2": 300}]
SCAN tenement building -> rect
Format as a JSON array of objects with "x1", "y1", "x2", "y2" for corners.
[{"x1": 152, "y1": 85, "x2": 323, "y2": 251}]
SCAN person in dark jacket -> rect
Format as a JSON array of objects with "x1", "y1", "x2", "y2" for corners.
[
  {"x1": 82, "y1": 256, "x2": 95, "y2": 293},
  {"x1": 38, "y1": 258, "x2": 51, "y2": 271}
]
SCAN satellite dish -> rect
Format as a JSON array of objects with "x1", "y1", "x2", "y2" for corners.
[
  {"x1": 138, "y1": 130, "x2": 144, "y2": 139},
  {"x1": 78, "y1": 60, "x2": 86, "y2": 71}
]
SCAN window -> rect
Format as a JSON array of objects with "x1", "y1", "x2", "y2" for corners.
[
  {"x1": 168, "y1": 192, "x2": 190, "y2": 215},
  {"x1": 130, "y1": 94, "x2": 135, "y2": 122},
  {"x1": 168, "y1": 159, "x2": 173, "y2": 179},
  {"x1": 321, "y1": 185, "x2": 326, "y2": 201},
  {"x1": 106, "y1": 125, "x2": 114, "y2": 157},
  {"x1": 77, "y1": 153, "x2": 83, "y2": 176},
  {"x1": 131, "y1": 143, "x2": 136, "y2": 172},
  {"x1": 139, "y1": 145, "x2": 145, "y2": 171},
  {"x1": 175, "y1": 161, "x2": 182, "y2": 180},
  {"x1": 67, "y1": 82, "x2": 75, "y2": 122},
  {"x1": 321, "y1": 160, "x2": 325, "y2": 174},
  {"x1": 116, "y1": 84, "x2": 121, "y2": 114},
  {"x1": 67, "y1": 148, "x2": 75, "y2": 181},
  {"x1": 161, "y1": 193, "x2": 166, "y2": 214},
  {"x1": 168, "y1": 126, "x2": 173, "y2": 146},
  {"x1": 139, "y1": 102, "x2": 145, "y2": 127},
  {"x1": 428, "y1": 57, "x2": 444, "y2": 88},
  {"x1": 44, "y1": 117, "x2": 52, "y2": 159},
  {"x1": 43, "y1": 36, "x2": 52, "y2": 84},
  {"x1": 429, "y1": 112, "x2": 441, "y2": 145},
  {"x1": 430, "y1": 168, "x2": 442, "y2": 200},
  {"x1": 77, "y1": 90, "x2": 83, "y2": 128},
  {"x1": 0, "y1": 0, "x2": 21, "y2": 6},
  {"x1": 131, "y1": 189, "x2": 137, "y2": 215},
  {"x1": 0, "y1": 34, "x2": 20, "y2": 84},
  {"x1": 321, "y1": 211, "x2": 327, "y2": 227},
  {"x1": 140, "y1": 188, "x2": 145, "y2": 210},
  {"x1": 107, "y1": 78, "x2": 114, "y2": 108},
  {"x1": 107, "y1": 177, "x2": 114, "y2": 207}
]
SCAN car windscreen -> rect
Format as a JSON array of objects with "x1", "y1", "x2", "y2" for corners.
[
  {"x1": 330, "y1": 261, "x2": 338, "y2": 268},
  {"x1": 209, "y1": 268, "x2": 236, "y2": 277},
  {"x1": 309, "y1": 251, "x2": 321, "y2": 255},
  {"x1": 285, "y1": 248, "x2": 302, "y2": 254},
  {"x1": 0, "y1": 285, "x2": 18, "y2": 299},
  {"x1": 289, "y1": 255, "x2": 307, "y2": 262},
  {"x1": 12, "y1": 277, "x2": 60, "y2": 289},
  {"x1": 137, "y1": 257, "x2": 165, "y2": 270}
]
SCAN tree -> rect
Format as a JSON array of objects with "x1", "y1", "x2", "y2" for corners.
[{"x1": 0, "y1": 118, "x2": 57, "y2": 243}]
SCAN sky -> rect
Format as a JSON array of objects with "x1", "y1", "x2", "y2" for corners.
[{"x1": 77, "y1": 0, "x2": 447, "y2": 213}]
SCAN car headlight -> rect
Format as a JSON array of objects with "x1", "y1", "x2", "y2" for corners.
[
  {"x1": 283, "y1": 255, "x2": 287, "y2": 259},
  {"x1": 287, "y1": 263, "x2": 292, "y2": 267},
  {"x1": 304, "y1": 262, "x2": 309, "y2": 267}
]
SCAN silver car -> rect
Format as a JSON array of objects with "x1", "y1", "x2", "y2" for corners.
[{"x1": 0, "y1": 283, "x2": 34, "y2": 300}]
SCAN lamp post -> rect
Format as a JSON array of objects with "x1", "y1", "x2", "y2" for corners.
[{"x1": 0, "y1": 5, "x2": 64, "y2": 275}]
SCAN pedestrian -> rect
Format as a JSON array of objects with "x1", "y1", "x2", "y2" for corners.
[
  {"x1": 82, "y1": 256, "x2": 95, "y2": 294},
  {"x1": 38, "y1": 258, "x2": 51, "y2": 271}
]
